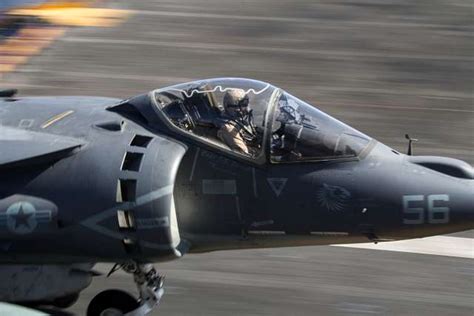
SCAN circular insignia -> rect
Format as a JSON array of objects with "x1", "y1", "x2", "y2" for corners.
[
  {"x1": 6, "y1": 202, "x2": 37, "y2": 234},
  {"x1": 316, "y1": 184, "x2": 351, "y2": 212}
]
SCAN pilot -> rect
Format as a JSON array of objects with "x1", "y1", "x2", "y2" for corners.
[{"x1": 217, "y1": 89, "x2": 257, "y2": 156}]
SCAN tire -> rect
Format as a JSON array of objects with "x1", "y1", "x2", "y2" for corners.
[
  {"x1": 87, "y1": 289, "x2": 139, "y2": 316},
  {"x1": 52, "y1": 293, "x2": 80, "y2": 308}
]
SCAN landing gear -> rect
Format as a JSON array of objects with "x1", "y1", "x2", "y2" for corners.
[
  {"x1": 87, "y1": 262, "x2": 165, "y2": 316},
  {"x1": 87, "y1": 290, "x2": 138, "y2": 315}
]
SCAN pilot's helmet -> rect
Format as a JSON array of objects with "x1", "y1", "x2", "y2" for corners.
[{"x1": 223, "y1": 88, "x2": 249, "y2": 117}]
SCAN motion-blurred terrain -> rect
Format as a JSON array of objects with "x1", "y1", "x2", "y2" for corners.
[
  {"x1": 1, "y1": 1, "x2": 473, "y2": 315},
  {"x1": 2, "y1": 0, "x2": 473, "y2": 163}
]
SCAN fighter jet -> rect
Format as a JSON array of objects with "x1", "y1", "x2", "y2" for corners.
[{"x1": 0, "y1": 78, "x2": 472, "y2": 315}]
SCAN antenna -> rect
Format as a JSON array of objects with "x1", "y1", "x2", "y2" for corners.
[{"x1": 405, "y1": 134, "x2": 418, "y2": 156}]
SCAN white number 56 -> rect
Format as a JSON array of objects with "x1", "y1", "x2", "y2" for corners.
[{"x1": 403, "y1": 194, "x2": 450, "y2": 224}]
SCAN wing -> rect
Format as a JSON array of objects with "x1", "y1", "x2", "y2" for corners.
[{"x1": 0, "y1": 125, "x2": 85, "y2": 169}]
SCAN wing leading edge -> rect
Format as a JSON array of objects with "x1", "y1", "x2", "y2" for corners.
[{"x1": 0, "y1": 126, "x2": 85, "y2": 169}]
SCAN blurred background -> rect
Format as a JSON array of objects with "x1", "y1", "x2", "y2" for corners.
[
  {"x1": 2, "y1": 0, "x2": 473, "y2": 163},
  {"x1": 1, "y1": 0, "x2": 473, "y2": 315}
]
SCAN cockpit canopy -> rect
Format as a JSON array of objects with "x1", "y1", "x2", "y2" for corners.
[{"x1": 153, "y1": 78, "x2": 371, "y2": 162}]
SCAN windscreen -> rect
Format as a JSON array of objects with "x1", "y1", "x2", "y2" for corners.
[
  {"x1": 154, "y1": 78, "x2": 276, "y2": 158},
  {"x1": 271, "y1": 92, "x2": 371, "y2": 162}
]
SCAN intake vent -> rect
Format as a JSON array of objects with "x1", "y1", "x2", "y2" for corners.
[
  {"x1": 95, "y1": 120, "x2": 125, "y2": 132},
  {"x1": 116, "y1": 179, "x2": 137, "y2": 202},
  {"x1": 107, "y1": 100, "x2": 149, "y2": 125},
  {"x1": 117, "y1": 210, "x2": 135, "y2": 230},
  {"x1": 130, "y1": 135, "x2": 153, "y2": 148},
  {"x1": 121, "y1": 152, "x2": 144, "y2": 172}
]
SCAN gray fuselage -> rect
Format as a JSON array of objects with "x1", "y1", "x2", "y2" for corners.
[{"x1": 0, "y1": 95, "x2": 472, "y2": 264}]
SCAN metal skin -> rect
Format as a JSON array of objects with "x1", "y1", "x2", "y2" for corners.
[{"x1": 0, "y1": 79, "x2": 473, "y2": 313}]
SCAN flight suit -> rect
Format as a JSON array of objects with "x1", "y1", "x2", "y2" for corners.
[{"x1": 217, "y1": 121, "x2": 250, "y2": 155}]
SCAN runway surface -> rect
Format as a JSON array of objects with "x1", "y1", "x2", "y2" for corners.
[{"x1": 1, "y1": 0, "x2": 473, "y2": 315}]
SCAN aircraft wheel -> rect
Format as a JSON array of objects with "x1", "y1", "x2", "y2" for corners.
[
  {"x1": 52, "y1": 292, "x2": 80, "y2": 308},
  {"x1": 87, "y1": 289, "x2": 139, "y2": 316}
]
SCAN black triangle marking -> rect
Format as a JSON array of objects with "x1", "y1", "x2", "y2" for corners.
[{"x1": 267, "y1": 178, "x2": 288, "y2": 197}]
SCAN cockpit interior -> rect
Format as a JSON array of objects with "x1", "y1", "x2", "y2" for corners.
[{"x1": 153, "y1": 78, "x2": 371, "y2": 163}]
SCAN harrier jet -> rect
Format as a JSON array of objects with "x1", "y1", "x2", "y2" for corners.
[{"x1": 0, "y1": 78, "x2": 472, "y2": 315}]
